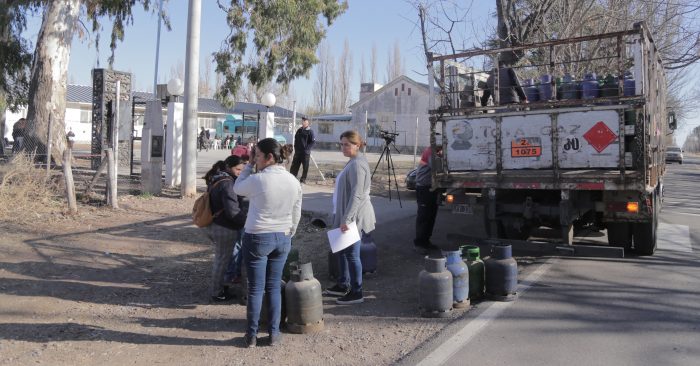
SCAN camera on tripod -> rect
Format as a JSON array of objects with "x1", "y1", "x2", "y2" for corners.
[{"x1": 379, "y1": 129, "x2": 399, "y2": 143}]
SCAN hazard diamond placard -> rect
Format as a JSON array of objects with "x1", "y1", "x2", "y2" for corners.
[{"x1": 583, "y1": 121, "x2": 617, "y2": 153}]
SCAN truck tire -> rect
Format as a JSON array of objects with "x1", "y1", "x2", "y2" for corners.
[
  {"x1": 607, "y1": 223, "x2": 632, "y2": 250},
  {"x1": 633, "y1": 193, "x2": 658, "y2": 256},
  {"x1": 504, "y1": 224, "x2": 532, "y2": 240}
]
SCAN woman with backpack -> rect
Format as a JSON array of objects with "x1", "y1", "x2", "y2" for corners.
[
  {"x1": 203, "y1": 155, "x2": 247, "y2": 302},
  {"x1": 234, "y1": 138, "x2": 302, "y2": 347}
]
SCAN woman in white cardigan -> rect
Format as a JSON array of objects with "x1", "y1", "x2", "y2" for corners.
[{"x1": 324, "y1": 130, "x2": 376, "y2": 305}]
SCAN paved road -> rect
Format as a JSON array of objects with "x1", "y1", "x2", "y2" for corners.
[{"x1": 401, "y1": 155, "x2": 700, "y2": 366}]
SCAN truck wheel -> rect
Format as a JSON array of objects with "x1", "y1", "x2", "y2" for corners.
[
  {"x1": 633, "y1": 194, "x2": 658, "y2": 256},
  {"x1": 607, "y1": 223, "x2": 632, "y2": 250},
  {"x1": 504, "y1": 224, "x2": 532, "y2": 240}
]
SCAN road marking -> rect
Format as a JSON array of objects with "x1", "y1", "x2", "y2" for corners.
[
  {"x1": 657, "y1": 223, "x2": 693, "y2": 252},
  {"x1": 416, "y1": 258, "x2": 557, "y2": 366}
]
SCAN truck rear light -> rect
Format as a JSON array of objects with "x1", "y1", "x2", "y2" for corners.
[
  {"x1": 626, "y1": 202, "x2": 639, "y2": 213},
  {"x1": 446, "y1": 194, "x2": 455, "y2": 204}
]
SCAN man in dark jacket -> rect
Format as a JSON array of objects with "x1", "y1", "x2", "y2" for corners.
[
  {"x1": 481, "y1": 62, "x2": 527, "y2": 106},
  {"x1": 290, "y1": 117, "x2": 315, "y2": 183}
]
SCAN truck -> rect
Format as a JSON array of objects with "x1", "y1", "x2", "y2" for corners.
[{"x1": 426, "y1": 23, "x2": 676, "y2": 256}]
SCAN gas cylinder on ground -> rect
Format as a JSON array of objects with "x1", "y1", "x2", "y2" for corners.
[
  {"x1": 360, "y1": 232, "x2": 377, "y2": 274},
  {"x1": 484, "y1": 243, "x2": 518, "y2": 301},
  {"x1": 582, "y1": 72, "x2": 599, "y2": 99},
  {"x1": 460, "y1": 245, "x2": 485, "y2": 301},
  {"x1": 443, "y1": 250, "x2": 470, "y2": 309},
  {"x1": 327, "y1": 250, "x2": 339, "y2": 280},
  {"x1": 285, "y1": 262, "x2": 324, "y2": 333},
  {"x1": 419, "y1": 256, "x2": 453, "y2": 318},
  {"x1": 283, "y1": 247, "x2": 300, "y2": 282}
]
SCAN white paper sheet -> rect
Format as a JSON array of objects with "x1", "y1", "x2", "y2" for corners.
[{"x1": 327, "y1": 222, "x2": 361, "y2": 253}]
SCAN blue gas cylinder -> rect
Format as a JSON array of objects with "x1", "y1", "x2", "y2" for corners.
[
  {"x1": 443, "y1": 250, "x2": 470, "y2": 309},
  {"x1": 523, "y1": 78, "x2": 539, "y2": 102},
  {"x1": 484, "y1": 243, "x2": 518, "y2": 301},
  {"x1": 582, "y1": 72, "x2": 599, "y2": 99},
  {"x1": 538, "y1": 74, "x2": 553, "y2": 100},
  {"x1": 623, "y1": 71, "x2": 636, "y2": 96},
  {"x1": 360, "y1": 232, "x2": 377, "y2": 274}
]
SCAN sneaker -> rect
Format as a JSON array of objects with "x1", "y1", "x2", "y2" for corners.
[
  {"x1": 268, "y1": 333, "x2": 281, "y2": 347},
  {"x1": 323, "y1": 285, "x2": 350, "y2": 297},
  {"x1": 336, "y1": 291, "x2": 364, "y2": 305},
  {"x1": 244, "y1": 334, "x2": 257, "y2": 348},
  {"x1": 210, "y1": 289, "x2": 234, "y2": 302}
]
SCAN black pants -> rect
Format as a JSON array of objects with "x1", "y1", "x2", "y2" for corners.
[
  {"x1": 290, "y1": 153, "x2": 310, "y2": 182},
  {"x1": 414, "y1": 185, "x2": 440, "y2": 247}
]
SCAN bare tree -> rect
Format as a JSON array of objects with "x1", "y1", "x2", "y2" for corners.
[
  {"x1": 334, "y1": 38, "x2": 353, "y2": 113},
  {"x1": 199, "y1": 56, "x2": 214, "y2": 98},
  {"x1": 370, "y1": 43, "x2": 378, "y2": 82},
  {"x1": 312, "y1": 42, "x2": 334, "y2": 113},
  {"x1": 359, "y1": 52, "x2": 367, "y2": 84}
]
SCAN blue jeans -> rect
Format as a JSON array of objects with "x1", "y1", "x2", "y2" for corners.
[
  {"x1": 336, "y1": 239, "x2": 362, "y2": 294},
  {"x1": 224, "y1": 229, "x2": 244, "y2": 283},
  {"x1": 242, "y1": 232, "x2": 291, "y2": 338}
]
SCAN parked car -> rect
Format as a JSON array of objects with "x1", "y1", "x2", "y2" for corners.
[
  {"x1": 666, "y1": 146, "x2": 683, "y2": 164},
  {"x1": 405, "y1": 168, "x2": 417, "y2": 190}
]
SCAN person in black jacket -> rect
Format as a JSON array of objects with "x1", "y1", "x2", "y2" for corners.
[
  {"x1": 203, "y1": 155, "x2": 247, "y2": 302},
  {"x1": 289, "y1": 117, "x2": 315, "y2": 183},
  {"x1": 480, "y1": 62, "x2": 528, "y2": 106}
]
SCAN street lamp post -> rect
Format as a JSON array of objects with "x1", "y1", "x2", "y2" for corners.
[{"x1": 259, "y1": 92, "x2": 277, "y2": 140}]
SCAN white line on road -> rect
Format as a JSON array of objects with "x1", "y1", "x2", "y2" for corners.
[
  {"x1": 416, "y1": 257, "x2": 558, "y2": 366},
  {"x1": 657, "y1": 223, "x2": 693, "y2": 252}
]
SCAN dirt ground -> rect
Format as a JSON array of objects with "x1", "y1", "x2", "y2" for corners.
[{"x1": 0, "y1": 155, "x2": 483, "y2": 366}]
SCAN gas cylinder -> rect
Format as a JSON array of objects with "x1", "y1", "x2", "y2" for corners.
[
  {"x1": 523, "y1": 78, "x2": 539, "y2": 102},
  {"x1": 285, "y1": 262, "x2": 324, "y2": 333},
  {"x1": 327, "y1": 250, "x2": 339, "y2": 280},
  {"x1": 460, "y1": 245, "x2": 485, "y2": 301},
  {"x1": 443, "y1": 250, "x2": 470, "y2": 309},
  {"x1": 283, "y1": 247, "x2": 300, "y2": 282},
  {"x1": 623, "y1": 71, "x2": 636, "y2": 96},
  {"x1": 538, "y1": 74, "x2": 553, "y2": 100},
  {"x1": 360, "y1": 232, "x2": 377, "y2": 274},
  {"x1": 419, "y1": 256, "x2": 453, "y2": 318},
  {"x1": 600, "y1": 73, "x2": 618, "y2": 97},
  {"x1": 561, "y1": 73, "x2": 580, "y2": 100},
  {"x1": 582, "y1": 72, "x2": 599, "y2": 99},
  {"x1": 484, "y1": 243, "x2": 518, "y2": 301}
]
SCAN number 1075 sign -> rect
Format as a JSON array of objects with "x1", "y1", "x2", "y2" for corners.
[{"x1": 511, "y1": 138, "x2": 542, "y2": 158}]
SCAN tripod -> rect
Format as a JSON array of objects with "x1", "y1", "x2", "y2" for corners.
[{"x1": 371, "y1": 136, "x2": 402, "y2": 208}]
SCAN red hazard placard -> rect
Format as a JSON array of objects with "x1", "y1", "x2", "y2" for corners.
[{"x1": 583, "y1": 121, "x2": 617, "y2": 153}]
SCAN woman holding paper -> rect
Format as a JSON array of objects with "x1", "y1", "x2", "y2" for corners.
[
  {"x1": 234, "y1": 138, "x2": 302, "y2": 347},
  {"x1": 324, "y1": 130, "x2": 376, "y2": 305}
]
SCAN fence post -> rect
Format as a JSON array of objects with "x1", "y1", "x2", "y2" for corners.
[
  {"x1": 106, "y1": 148, "x2": 118, "y2": 208},
  {"x1": 63, "y1": 147, "x2": 77, "y2": 213}
]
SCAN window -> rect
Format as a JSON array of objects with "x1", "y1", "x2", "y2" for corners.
[
  {"x1": 318, "y1": 123, "x2": 333, "y2": 135},
  {"x1": 408, "y1": 87, "x2": 411, "y2": 96},
  {"x1": 402, "y1": 83, "x2": 405, "y2": 91},
  {"x1": 80, "y1": 110, "x2": 92, "y2": 123},
  {"x1": 395, "y1": 88, "x2": 398, "y2": 96}
]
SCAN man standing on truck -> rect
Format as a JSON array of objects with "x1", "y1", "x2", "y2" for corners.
[
  {"x1": 414, "y1": 145, "x2": 444, "y2": 254},
  {"x1": 481, "y1": 62, "x2": 528, "y2": 106}
]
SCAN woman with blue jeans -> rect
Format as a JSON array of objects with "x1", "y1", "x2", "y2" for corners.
[
  {"x1": 323, "y1": 130, "x2": 376, "y2": 305},
  {"x1": 234, "y1": 138, "x2": 302, "y2": 348}
]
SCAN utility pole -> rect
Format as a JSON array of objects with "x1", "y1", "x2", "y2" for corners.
[{"x1": 181, "y1": 0, "x2": 201, "y2": 197}]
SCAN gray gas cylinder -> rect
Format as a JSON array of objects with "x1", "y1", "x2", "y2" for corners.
[
  {"x1": 484, "y1": 243, "x2": 518, "y2": 301},
  {"x1": 285, "y1": 262, "x2": 324, "y2": 333},
  {"x1": 419, "y1": 256, "x2": 453, "y2": 318}
]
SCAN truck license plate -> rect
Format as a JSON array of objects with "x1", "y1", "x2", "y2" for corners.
[{"x1": 453, "y1": 204, "x2": 473, "y2": 215}]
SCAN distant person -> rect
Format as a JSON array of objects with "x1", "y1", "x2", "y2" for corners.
[
  {"x1": 481, "y1": 62, "x2": 528, "y2": 106},
  {"x1": 202, "y1": 156, "x2": 247, "y2": 302},
  {"x1": 12, "y1": 118, "x2": 27, "y2": 154},
  {"x1": 413, "y1": 146, "x2": 444, "y2": 254},
  {"x1": 323, "y1": 130, "x2": 376, "y2": 305},
  {"x1": 290, "y1": 117, "x2": 315, "y2": 183},
  {"x1": 198, "y1": 126, "x2": 210, "y2": 152},
  {"x1": 234, "y1": 138, "x2": 302, "y2": 348}
]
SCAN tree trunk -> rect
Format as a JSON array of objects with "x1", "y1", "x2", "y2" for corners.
[{"x1": 23, "y1": 0, "x2": 81, "y2": 163}]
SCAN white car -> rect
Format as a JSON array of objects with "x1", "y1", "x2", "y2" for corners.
[{"x1": 665, "y1": 146, "x2": 683, "y2": 164}]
